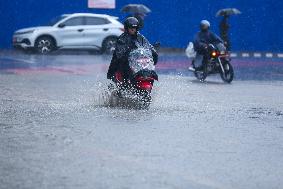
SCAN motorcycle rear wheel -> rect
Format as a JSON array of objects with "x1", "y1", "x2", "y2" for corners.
[{"x1": 194, "y1": 71, "x2": 207, "y2": 82}]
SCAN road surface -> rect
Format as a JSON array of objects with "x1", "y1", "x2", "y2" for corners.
[{"x1": 0, "y1": 51, "x2": 283, "y2": 189}]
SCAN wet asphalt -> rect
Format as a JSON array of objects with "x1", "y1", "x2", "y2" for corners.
[{"x1": 0, "y1": 51, "x2": 283, "y2": 189}]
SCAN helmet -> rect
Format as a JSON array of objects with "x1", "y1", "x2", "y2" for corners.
[
  {"x1": 200, "y1": 20, "x2": 210, "y2": 31},
  {"x1": 124, "y1": 17, "x2": 139, "y2": 31}
]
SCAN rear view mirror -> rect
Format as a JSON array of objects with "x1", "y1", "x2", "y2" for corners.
[{"x1": 58, "y1": 23, "x2": 65, "y2": 28}]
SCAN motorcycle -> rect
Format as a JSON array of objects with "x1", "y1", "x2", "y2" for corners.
[
  {"x1": 188, "y1": 43, "x2": 234, "y2": 83},
  {"x1": 109, "y1": 42, "x2": 158, "y2": 108}
]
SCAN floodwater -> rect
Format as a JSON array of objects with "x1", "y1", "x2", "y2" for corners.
[{"x1": 0, "y1": 51, "x2": 283, "y2": 189}]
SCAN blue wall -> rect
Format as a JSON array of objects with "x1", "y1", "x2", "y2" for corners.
[{"x1": 0, "y1": 0, "x2": 282, "y2": 51}]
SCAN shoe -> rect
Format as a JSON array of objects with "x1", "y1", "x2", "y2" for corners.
[{"x1": 188, "y1": 67, "x2": 195, "y2": 72}]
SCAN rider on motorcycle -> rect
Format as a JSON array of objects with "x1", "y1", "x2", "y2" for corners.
[
  {"x1": 193, "y1": 20, "x2": 223, "y2": 70},
  {"x1": 107, "y1": 17, "x2": 158, "y2": 82}
]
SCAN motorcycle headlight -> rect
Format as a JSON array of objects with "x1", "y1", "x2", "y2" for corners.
[
  {"x1": 211, "y1": 51, "x2": 217, "y2": 57},
  {"x1": 15, "y1": 30, "x2": 35, "y2": 35}
]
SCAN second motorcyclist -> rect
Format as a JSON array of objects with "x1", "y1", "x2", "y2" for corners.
[
  {"x1": 107, "y1": 17, "x2": 158, "y2": 82},
  {"x1": 192, "y1": 20, "x2": 223, "y2": 71}
]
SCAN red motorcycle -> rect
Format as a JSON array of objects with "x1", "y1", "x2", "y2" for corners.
[{"x1": 109, "y1": 43, "x2": 158, "y2": 108}]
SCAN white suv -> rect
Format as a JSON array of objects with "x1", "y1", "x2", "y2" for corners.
[{"x1": 13, "y1": 13, "x2": 124, "y2": 54}]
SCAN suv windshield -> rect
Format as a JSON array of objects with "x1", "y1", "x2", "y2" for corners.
[{"x1": 47, "y1": 15, "x2": 67, "y2": 26}]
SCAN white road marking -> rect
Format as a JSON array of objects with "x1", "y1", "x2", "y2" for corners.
[
  {"x1": 242, "y1": 53, "x2": 250, "y2": 57},
  {"x1": 266, "y1": 53, "x2": 273, "y2": 58},
  {"x1": 254, "y1": 53, "x2": 262, "y2": 58}
]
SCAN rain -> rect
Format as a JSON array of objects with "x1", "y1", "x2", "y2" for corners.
[{"x1": 0, "y1": 1, "x2": 283, "y2": 189}]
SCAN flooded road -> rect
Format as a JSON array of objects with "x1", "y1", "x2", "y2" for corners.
[{"x1": 1, "y1": 52, "x2": 283, "y2": 189}]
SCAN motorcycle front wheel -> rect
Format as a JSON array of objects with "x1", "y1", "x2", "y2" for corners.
[
  {"x1": 137, "y1": 90, "x2": 152, "y2": 109},
  {"x1": 220, "y1": 61, "x2": 234, "y2": 83}
]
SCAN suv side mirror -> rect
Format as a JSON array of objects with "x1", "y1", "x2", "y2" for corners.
[{"x1": 58, "y1": 23, "x2": 65, "y2": 28}]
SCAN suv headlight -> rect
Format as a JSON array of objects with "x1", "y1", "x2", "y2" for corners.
[{"x1": 15, "y1": 30, "x2": 35, "y2": 35}]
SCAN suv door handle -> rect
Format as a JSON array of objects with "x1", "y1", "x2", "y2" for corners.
[
  {"x1": 103, "y1": 28, "x2": 109, "y2": 31},
  {"x1": 77, "y1": 29, "x2": 84, "y2": 32}
]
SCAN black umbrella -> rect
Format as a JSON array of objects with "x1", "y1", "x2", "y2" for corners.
[
  {"x1": 216, "y1": 8, "x2": 241, "y2": 17},
  {"x1": 121, "y1": 4, "x2": 151, "y2": 14}
]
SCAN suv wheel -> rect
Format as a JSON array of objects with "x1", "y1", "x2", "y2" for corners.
[
  {"x1": 102, "y1": 37, "x2": 117, "y2": 54},
  {"x1": 35, "y1": 36, "x2": 56, "y2": 54}
]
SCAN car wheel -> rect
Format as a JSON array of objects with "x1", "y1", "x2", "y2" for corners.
[
  {"x1": 35, "y1": 36, "x2": 56, "y2": 54},
  {"x1": 102, "y1": 37, "x2": 118, "y2": 54}
]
